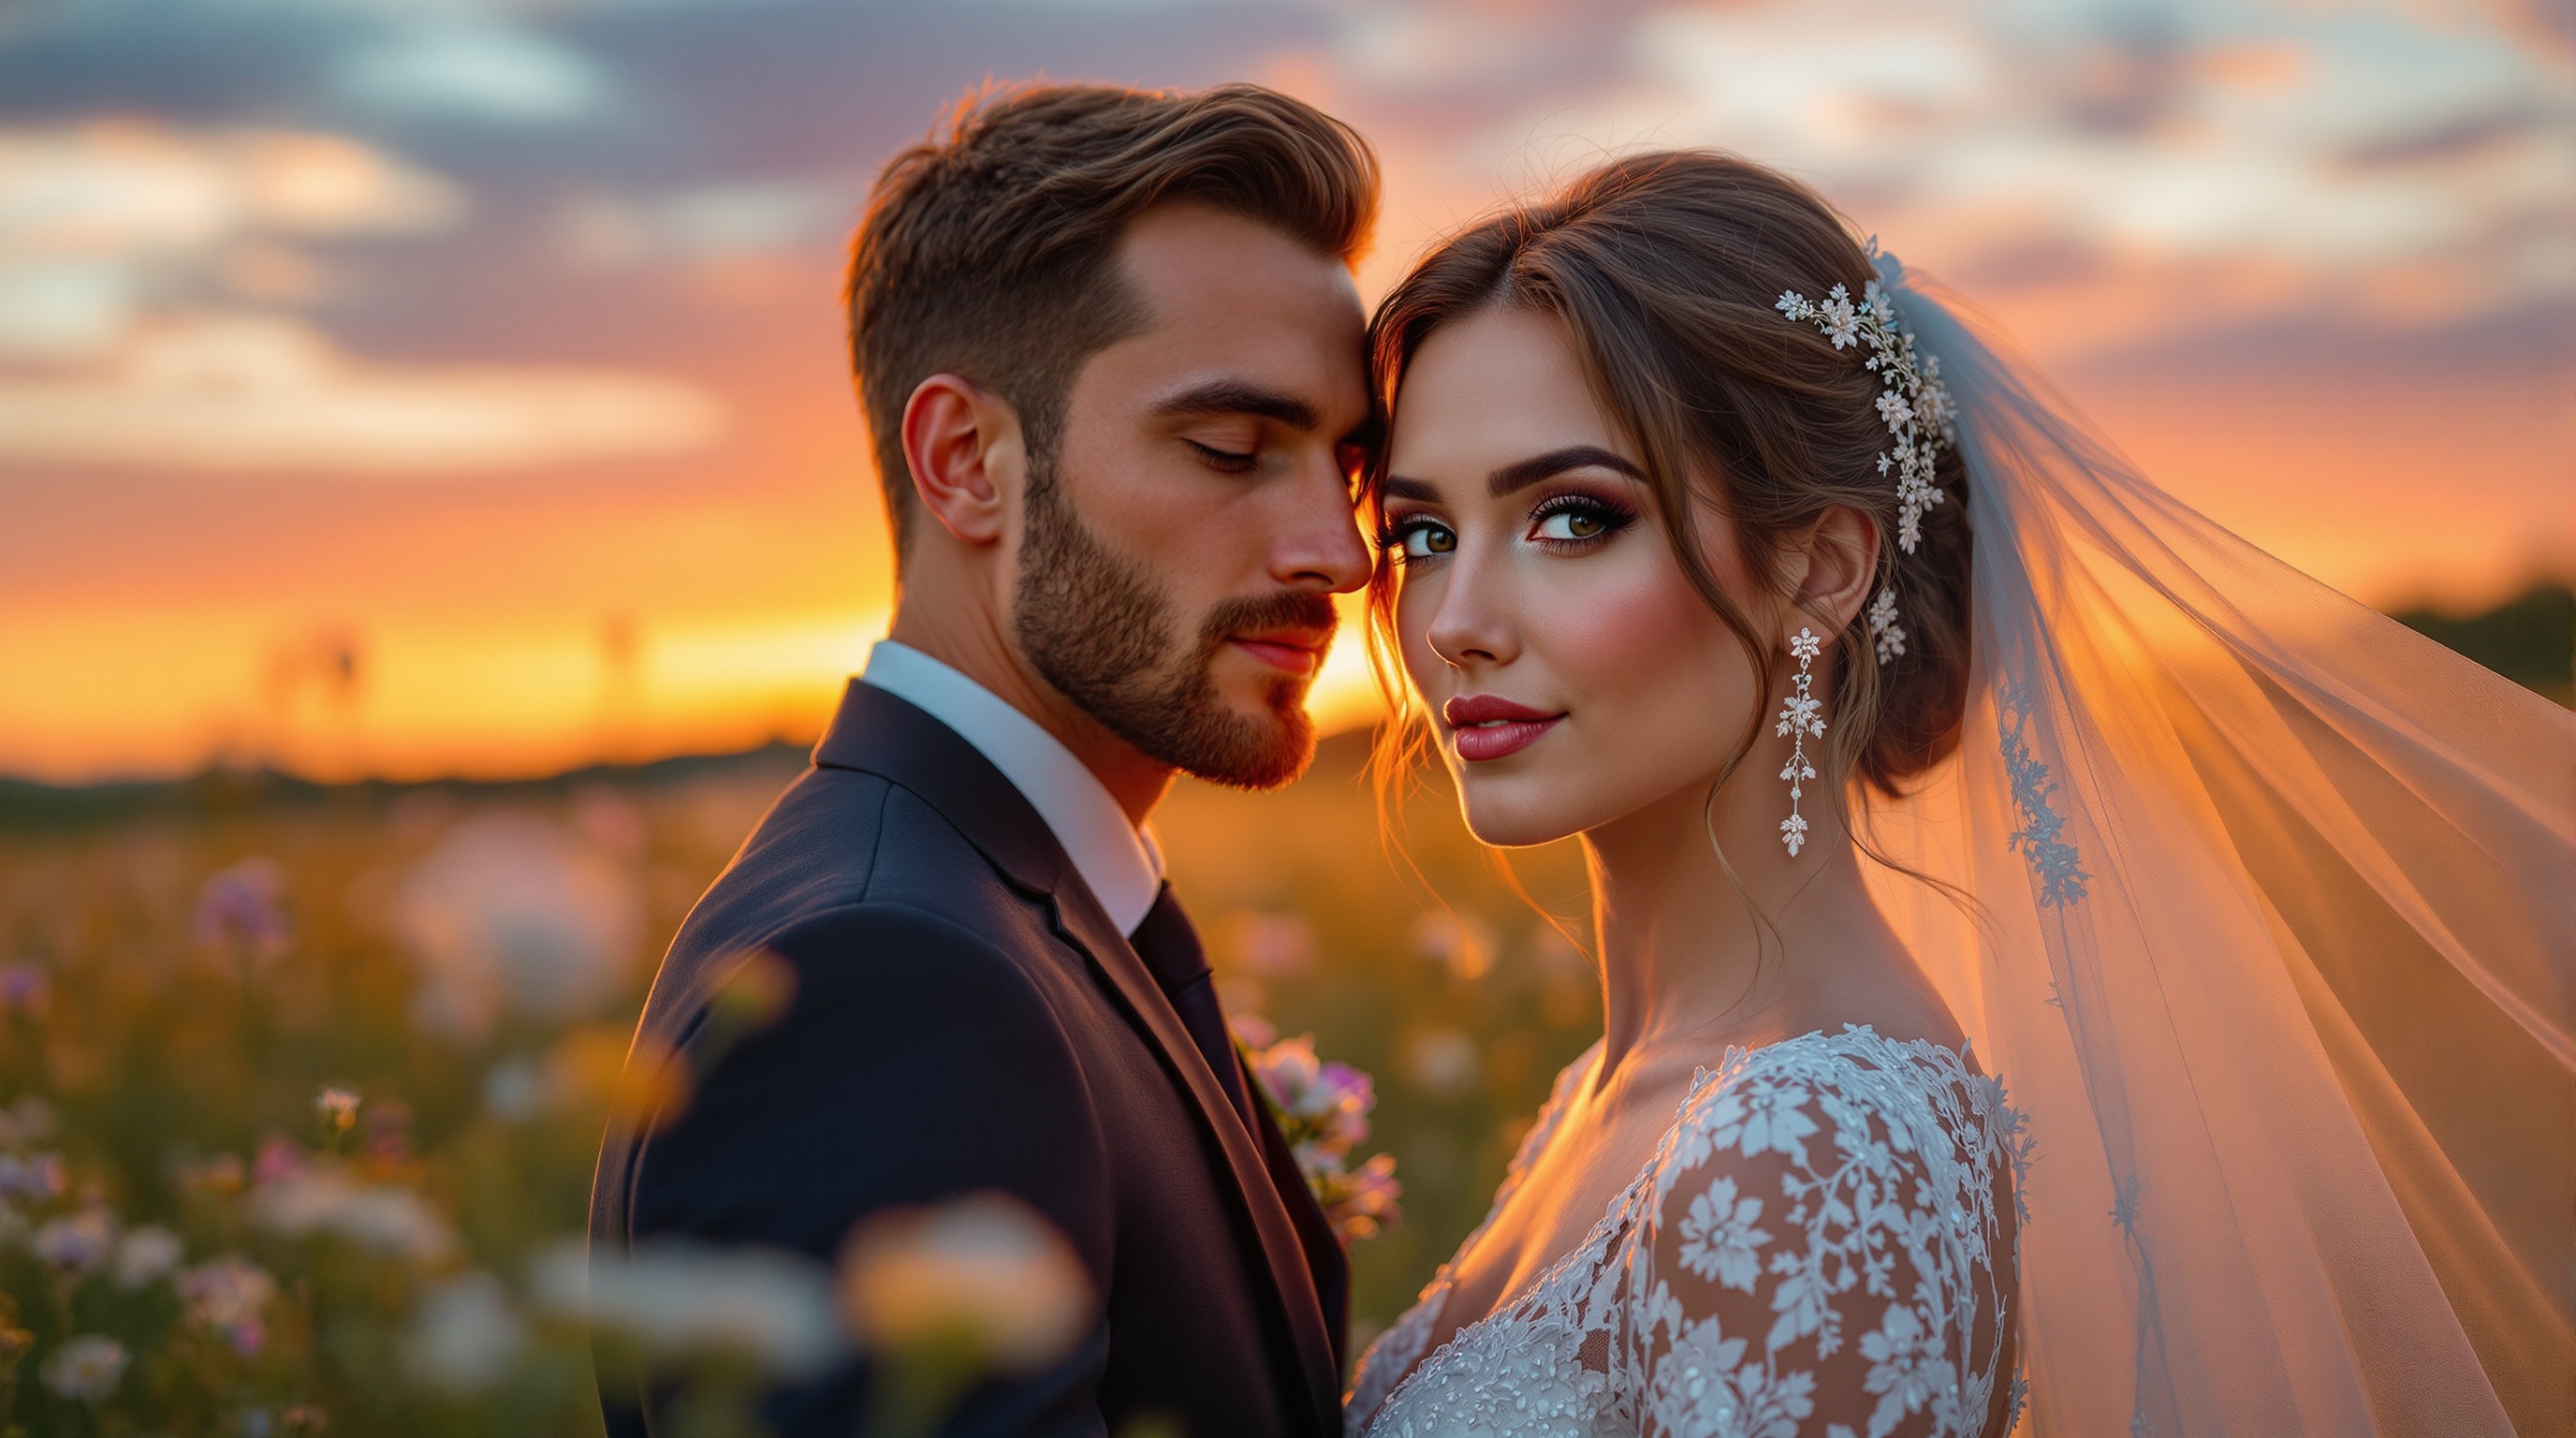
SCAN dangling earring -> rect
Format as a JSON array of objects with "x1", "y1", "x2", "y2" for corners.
[{"x1": 1776, "y1": 628, "x2": 1825, "y2": 856}]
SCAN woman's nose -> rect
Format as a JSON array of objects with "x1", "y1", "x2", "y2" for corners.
[{"x1": 1422, "y1": 553, "x2": 1518, "y2": 670}]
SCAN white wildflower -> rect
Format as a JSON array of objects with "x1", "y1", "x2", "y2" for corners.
[
  {"x1": 33, "y1": 1208, "x2": 115, "y2": 1272},
  {"x1": 113, "y1": 1225, "x2": 184, "y2": 1286},
  {"x1": 396, "y1": 812, "x2": 642, "y2": 1038},
  {"x1": 533, "y1": 1238, "x2": 843, "y2": 1378},
  {"x1": 251, "y1": 1166, "x2": 457, "y2": 1263},
  {"x1": 407, "y1": 1269, "x2": 528, "y2": 1392},
  {"x1": 39, "y1": 1334, "x2": 126, "y2": 1401},
  {"x1": 180, "y1": 1255, "x2": 276, "y2": 1330},
  {"x1": 840, "y1": 1192, "x2": 1093, "y2": 1375}
]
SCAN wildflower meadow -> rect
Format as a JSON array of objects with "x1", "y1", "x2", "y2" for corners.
[{"x1": 0, "y1": 732, "x2": 1603, "y2": 1434}]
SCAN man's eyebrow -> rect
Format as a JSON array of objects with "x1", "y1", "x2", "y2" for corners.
[
  {"x1": 1490, "y1": 444, "x2": 1646, "y2": 497},
  {"x1": 1149, "y1": 380, "x2": 1321, "y2": 432}
]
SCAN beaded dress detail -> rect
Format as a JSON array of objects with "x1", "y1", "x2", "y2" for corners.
[{"x1": 1346, "y1": 1025, "x2": 2029, "y2": 1438}]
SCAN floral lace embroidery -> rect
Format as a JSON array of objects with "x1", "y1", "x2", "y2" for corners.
[{"x1": 1347, "y1": 1026, "x2": 2029, "y2": 1438}]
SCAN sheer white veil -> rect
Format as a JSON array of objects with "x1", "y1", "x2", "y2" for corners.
[{"x1": 1853, "y1": 253, "x2": 2573, "y2": 1435}]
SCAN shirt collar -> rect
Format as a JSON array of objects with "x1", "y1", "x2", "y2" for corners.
[{"x1": 858, "y1": 640, "x2": 1165, "y2": 935}]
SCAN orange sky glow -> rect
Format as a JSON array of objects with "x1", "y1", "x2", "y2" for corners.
[{"x1": 1, "y1": 0, "x2": 2568, "y2": 783}]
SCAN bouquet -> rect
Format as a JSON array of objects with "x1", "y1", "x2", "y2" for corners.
[{"x1": 1237, "y1": 1027, "x2": 1401, "y2": 1243}]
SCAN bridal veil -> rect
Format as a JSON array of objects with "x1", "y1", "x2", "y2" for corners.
[{"x1": 1854, "y1": 256, "x2": 2572, "y2": 1436}]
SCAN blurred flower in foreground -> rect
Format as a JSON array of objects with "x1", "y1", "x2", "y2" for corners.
[
  {"x1": 113, "y1": 1225, "x2": 184, "y2": 1286},
  {"x1": 1245, "y1": 1034, "x2": 1403, "y2": 1242},
  {"x1": 1215, "y1": 910, "x2": 1315, "y2": 978},
  {"x1": 0, "y1": 1095, "x2": 52, "y2": 1144},
  {"x1": 40, "y1": 1334, "x2": 127, "y2": 1401},
  {"x1": 840, "y1": 1192, "x2": 1095, "y2": 1438},
  {"x1": 1404, "y1": 1026, "x2": 1480, "y2": 1101},
  {"x1": 33, "y1": 1207, "x2": 116, "y2": 1273},
  {"x1": 196, "y1": 858, "x2": 292, "y2": 960},
  {"x1": 1411, "y1": 910, "x2": 1492, "y2": 981},
  {"x1": 531, "y1": 1238, "x2": 842, "y2": 1379},
  {"x1": 0, "y1": 1150, "x2": 66, "y2": 1201},
  {"x1": 395, "y1": 812, "x2": 641, "y2": 1038},
  {"x1": 0, "y1": 962, "x2": 48, "y2": 1018},
  {"x1": 251, "y1": 1158, "x2": 457, "y2": 1263},
  {"x1": 179, "y1": 1255, "x2": 277, "y2": 1356},
  {"x1": 315, "y1": 1085, "x2": 359, "y2": 1139},
  {"x1": 405, "y1": 1269, "x2": 528, "y2": 1393}
]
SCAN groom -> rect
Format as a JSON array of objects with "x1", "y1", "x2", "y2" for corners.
[{"x1": 591, "y1": 82, "x2": 1378, "y2": 1436}]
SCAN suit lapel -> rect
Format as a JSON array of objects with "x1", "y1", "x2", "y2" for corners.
[
  {"x1": 812, "y1": 682, "x2": 1343, "y2": 1425},
  {"x1": 1045, "y1": 882, "x2": 1343, "y2": 1422},
  {"x1": 1248, "y1": 1066, "x2": 1352, "y2": 1374}
]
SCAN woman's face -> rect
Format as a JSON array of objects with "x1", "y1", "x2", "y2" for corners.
[{"x1": 1382, "y1": 304, "x2": 1772, "y2": 848}]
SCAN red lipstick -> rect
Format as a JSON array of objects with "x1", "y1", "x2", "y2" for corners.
[{"x1": 1442, "y1": 695, "x2": 1565, "y2": 762}]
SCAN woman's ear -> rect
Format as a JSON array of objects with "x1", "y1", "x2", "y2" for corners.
[
  {"x1": 1786, "y1": 504, "x2": 1882, "y2": 634},
  {"x1": 900, "y1": 373, "x2": 1021, "y2": 547}
]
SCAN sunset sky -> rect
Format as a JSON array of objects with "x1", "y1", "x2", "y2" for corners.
[{"x1": 1, "y1": 0, "x2": 2569, "y2": 782}]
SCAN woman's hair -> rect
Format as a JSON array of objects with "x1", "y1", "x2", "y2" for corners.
[{"x1": 1363, "y1": 150, "x2": 1973, "y2": 829}]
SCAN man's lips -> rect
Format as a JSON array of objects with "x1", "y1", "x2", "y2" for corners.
[
  {"x1": 1442, "y1": 694, "x2": 1565, "y2": 762},
  {"x1": 1228, "y1": 631, "x2": 1332, "y2": 677}
]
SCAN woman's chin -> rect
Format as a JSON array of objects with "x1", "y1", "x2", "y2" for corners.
[{"x1": 1455, "y1": 785, "x2": 1588, "y2": 849}]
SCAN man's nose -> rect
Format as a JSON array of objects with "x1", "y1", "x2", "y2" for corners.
[{"x1": 1269, "y1": 456, "x2": 1373, "y2": 594}]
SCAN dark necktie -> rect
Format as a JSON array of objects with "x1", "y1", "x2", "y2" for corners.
[{"x1": 1128, "y1": 884, "x2": 1261, "y2": 1135}]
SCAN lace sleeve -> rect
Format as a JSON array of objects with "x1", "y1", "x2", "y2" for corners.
[{"x1": 1624, "y1": 1041, "x2": 2015, "y2": 1438}]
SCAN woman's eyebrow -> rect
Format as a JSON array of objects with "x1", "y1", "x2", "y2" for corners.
[
  {"x1": 1381, "y1": 477, "x2": 1439, "y2": 501},
  {"x1": 1488, "y1": 444, "x2": 1645, "y2": 496}
]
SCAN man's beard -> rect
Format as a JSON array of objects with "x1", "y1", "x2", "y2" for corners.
[{"x1": 1012, "y1": 465, "x2": 1333, "y2": 790}]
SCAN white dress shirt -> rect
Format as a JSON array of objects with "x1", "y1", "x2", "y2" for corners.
[{"x1": 858, "y1": 640, "x2": 1166, "y2": 936}]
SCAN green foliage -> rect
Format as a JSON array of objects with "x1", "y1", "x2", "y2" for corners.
[{"x1": 2391, "y1": 582, "x2": 2574, "y2": 705}]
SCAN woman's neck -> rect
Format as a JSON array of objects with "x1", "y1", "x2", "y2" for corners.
[{"x1": 1580, "y1": 762, "x2": 1880, "y2": 1082}]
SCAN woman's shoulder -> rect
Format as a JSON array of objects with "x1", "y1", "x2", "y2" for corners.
[{"x1": 1647, "y1": 1023, "x2": 2023, "y2": 1210}]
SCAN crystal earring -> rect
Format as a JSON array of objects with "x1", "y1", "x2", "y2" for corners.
[{"x1": 1776, "y1": 628, "x2": 1826, "y2": 856}]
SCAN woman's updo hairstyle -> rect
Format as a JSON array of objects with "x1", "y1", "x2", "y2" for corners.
[{"x1": 1365, "y1": 150, "x2": 1973, "y2": 805}]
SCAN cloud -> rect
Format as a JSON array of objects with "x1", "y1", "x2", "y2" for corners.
[
  {"x1": 557, "y1": 179, "x2": 855, "y2": 265},
  {"x1": 0, "y1": 122, "x2": 460, "y2": 359},
  {"x1": 0, "y1": 314, "x2": 724, "y2": 476},
  {"x1": 335, "y1": 19, "x2": 610, "y2": 124},
  {"x1": 1338, "y1": 0, "x2": 2576, "y2": 345}
]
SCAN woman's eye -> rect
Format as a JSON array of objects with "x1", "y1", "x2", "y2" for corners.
[
  {"x1": 1530, "y1": 501, "x2": 1624, "y2": 544},
  {"x1": 1386, "y1": 521, "x2": 1456, "y2": 560}
]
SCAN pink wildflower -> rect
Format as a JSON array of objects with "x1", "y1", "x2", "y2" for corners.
[{"x1": 195, "y1": 858, "x2": 292, "y2": 958}]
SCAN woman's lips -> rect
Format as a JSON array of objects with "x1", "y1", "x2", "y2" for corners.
[{"x1": 1442, "y1": 695, "x2": 1565, "y2": 762}]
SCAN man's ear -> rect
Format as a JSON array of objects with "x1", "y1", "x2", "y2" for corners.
[
  {"x1": 900, "y1": 373, "x2": 1021, "y2": 547},
  {"x1": 1785, "y1": 504, "x2": 1882, "y2": 634}
]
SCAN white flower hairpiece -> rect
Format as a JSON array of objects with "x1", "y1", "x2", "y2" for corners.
[{"x1": 1776, "y1": 267, "x2": 1955, "y2": 668}]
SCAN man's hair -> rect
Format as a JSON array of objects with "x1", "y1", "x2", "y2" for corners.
[{"x1": 846, "y1": 81, "x2": 1380, "y2": 573}]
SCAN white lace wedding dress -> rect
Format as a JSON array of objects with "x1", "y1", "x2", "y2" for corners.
[{"x1": 1346, "y1": 1025, "x2": 2030, "y2": 1438}]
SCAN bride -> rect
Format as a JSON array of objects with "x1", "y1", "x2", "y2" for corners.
[{"x1": 1342, "y1": 152, "x2": 2571, "y2": 1437}]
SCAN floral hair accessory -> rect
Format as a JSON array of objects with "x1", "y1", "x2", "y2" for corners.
[{"x1": 1775, "y1": 262, "x2": 1956, "y2": 667}]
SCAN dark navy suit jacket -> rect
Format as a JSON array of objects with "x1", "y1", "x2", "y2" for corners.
[{"x1": 590, "y1": 680, "x2": 1347, "y2": 1437}]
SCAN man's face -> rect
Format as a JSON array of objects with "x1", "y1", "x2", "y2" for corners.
[{"x1": 1010, "y1": 202, "x2": 1373, "y2": 789}]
